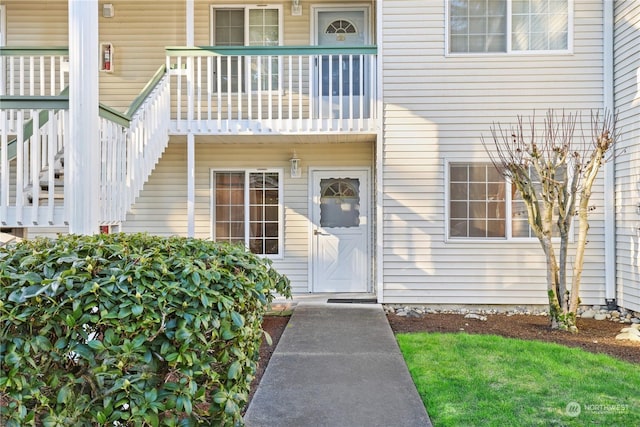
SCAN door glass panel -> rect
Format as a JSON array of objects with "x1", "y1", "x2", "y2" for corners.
[
  {"x1": 320, "y1": 178, "x2": 360, "y2": 228},
  {"x1": 214, "y1": 172, "x2": 245, "y2": 243},
  {"x1": 321, "y1": 55, "x2": 361, "y2": 96}
]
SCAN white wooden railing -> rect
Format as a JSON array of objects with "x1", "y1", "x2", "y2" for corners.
[
  {"x1": 1, "y1": 47, "x2": 69, "y2": 135},
  {"x1": 99, "y1": 68, "x2": 171, "y2": 224},
  {"x1": 0, "y1": 106, "x2": 67, "y2": 226},
  {"x1": 1, "y1": 47, "x2": 170, "y2": 228},
  {"x1": 166, "y1": 46, "x2": 378, "y2": 134}
]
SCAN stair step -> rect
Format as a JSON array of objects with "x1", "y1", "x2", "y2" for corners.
[
  {"x1": 40, "y1": 180, "x2": 64, "y2": 191},
  {"x1": 25, "y1": 185, "x2": 64, "y2": 204}
]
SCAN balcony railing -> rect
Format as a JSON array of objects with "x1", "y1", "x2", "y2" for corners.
[
  {"x1": 1, "y1": 47, "x2": 69, "y2": 135},
  {"x1": 166, "y1": 45, "x2": 378, "y2": 135}
]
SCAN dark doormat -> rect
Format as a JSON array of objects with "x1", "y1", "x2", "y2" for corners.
[{"x1": 326, "y1": 298, "x2": 378, "y2": 304}]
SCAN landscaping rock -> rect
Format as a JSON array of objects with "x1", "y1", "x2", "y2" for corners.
[
  {"x1": 594, "y1": 313, "x2": 607, "y2": 321},
  {"x1": 616, "y1": 331, "x2": 640, "y2": 342},
  {"x1": 615, "y1": 324, "x2": 640, "y2": 341},
  {"x1": 581, "y1": 309, "x2": 596, "y2": 319},
  {"x1": 464, "y1": 313, "x2": 487, "y2": 321}
]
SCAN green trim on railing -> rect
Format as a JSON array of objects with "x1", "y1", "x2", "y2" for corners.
[
  {"x1": 166, "y1": 45, "x2": 378, "y2": 57},
  {"x1": 0, "y1": 95, "x2": 69, "y2": 110},
  {"x1": 1, "y1": 87, "x2": 69, "y2": 161},
  {"x1": 99, "y1": 104, "x2": 130, "y2": 128},
  {"x1": 124, "y1": 64, "x2": 167, "y2": 117},
  {"x1": 2, "y1": 64, "x2": 168, "y2": 163},
  {"x1": 23, "y1": 109, "x2": 51, "y2": 141},
  {"x1": 6, "y1": 135, "x2": 18, "y2": 161},
  {"x1": 0, "y1": 46, "x2": 69, "y2": 56}
]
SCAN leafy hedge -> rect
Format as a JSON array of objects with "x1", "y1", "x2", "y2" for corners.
[{"x1": 0, "y1": 233, "x2": 290, "y2": 426}]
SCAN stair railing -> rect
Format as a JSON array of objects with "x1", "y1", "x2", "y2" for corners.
[
  {"x1": 100, "y1": 65, "x2": 170, "y2": 224},
  {"x1": 1, "y1": 47, "x2": 170, "y2": 228}
]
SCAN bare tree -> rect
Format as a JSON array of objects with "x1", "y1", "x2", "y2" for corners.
[{"x1": 483, "y1": 110, "x2": 616, "y2": 332}]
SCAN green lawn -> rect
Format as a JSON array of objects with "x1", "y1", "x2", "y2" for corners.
[{"x1": 397, "y1": 333, "x2": 639, "y2": 427}]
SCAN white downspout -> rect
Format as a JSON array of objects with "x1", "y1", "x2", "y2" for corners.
[
  {"x1": 375, "y1": 0, "x2": 384, "y2": 302},
  {"x1": 186, "y1": 0, "x2": 195, "y2": 237},
  {"x1": 603, "y1": 0, "x2": 616, "y2": 307},
  {"x1": 68, "y1": 0, "x2": 100, "y2": 235}
]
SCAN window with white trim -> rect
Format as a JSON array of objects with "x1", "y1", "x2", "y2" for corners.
[
  {"x1": 211, "y1": 6, "x2": 282, "y2": 91},
  {"x1": 212, "y1": 170, "x2": 283, "y2": 256},
  {"x1": 448, "y1": 0, "x2": 571, "y2": 54},
  {"x1": 447, "y1": 162, "x2": 562, "y2": 240},
  {"x1": 449, "y1": 163, "x2": 507, "y2": 238}
]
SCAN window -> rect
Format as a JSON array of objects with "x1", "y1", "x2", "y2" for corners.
[
  {"x1": 447, "y1": 162, "x2": 561, "y2": 240},
  {"x1": 211, "y1": 6, "x2": 282, "y2": 91},
  {"x1": 448, "y1": 0, "x2": 571, "y2": 54},
  {"x1": 212, "y1": 170, "x2": 283, "y2": 256},
  {"x1": 449, "y1": 163, "x2": 506, "y2": 238}
]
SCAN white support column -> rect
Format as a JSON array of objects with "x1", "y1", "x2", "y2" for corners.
[
  {"x1": 187, "y1": 133, "x2": 195, "y2": 237},
  {"x1": 68, "y1": 0, "x2": 100, "y2": 234},
  {"x1": 375, "y1": 0, "x2": 384, "y2": 303},
  {"x1": 186, "y1": 0, "x2": 195, "y2": 237},
  {"x1": 186, "y1": 0, "x2": 194, "y2": 46}
]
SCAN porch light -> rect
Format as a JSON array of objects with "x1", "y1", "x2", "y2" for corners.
[
  {"x1": 290, "y1": 151, "x2": 301, "y2": 178},
  {"x1": 291, "y1": 0, "x2": 302, "y2": 16},
  {"x1": 102, "y1": 4, "x2": 114, "y2": 18}
]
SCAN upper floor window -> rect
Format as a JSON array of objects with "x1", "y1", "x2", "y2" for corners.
[
  {"x1": 211, "y1": 6, "x2": 282, "y2": 92},
  {"x1": 448, "y1": 0, "x2": 571, "y2": 54}
]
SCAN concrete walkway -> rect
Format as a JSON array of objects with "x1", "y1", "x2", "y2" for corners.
[{"x1": 244, "y1": 303, "x2": 432, "y2": 427}]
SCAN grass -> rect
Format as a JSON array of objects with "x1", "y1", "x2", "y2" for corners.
[{"x1": 397, "y1": 333, "x2": 639, "y2": 427}]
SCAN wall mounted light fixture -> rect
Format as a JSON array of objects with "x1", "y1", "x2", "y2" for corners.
[
  {"x1": 102, "y1": 3, "x2": 114, "y2": 18},
  {"x1": 290, "y1": 151, "x2": 301, "y2": 178},
  {"x1": 291, "y1": 0, "x2": 302, "y2": 16}
]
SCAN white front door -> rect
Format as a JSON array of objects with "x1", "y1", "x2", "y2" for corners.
[
  {"x1": 314, "y1": 7, "x2": 370, "y2": 118},
  {"x1": 311, "y1": 169, "x2": 370, "y2": 293}
]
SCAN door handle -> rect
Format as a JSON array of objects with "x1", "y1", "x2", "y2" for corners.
[{"x1": 314, "y1": 229, "x2": 328, "y2": 236}]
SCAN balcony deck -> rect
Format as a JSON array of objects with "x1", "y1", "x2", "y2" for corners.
[{"x1": 166, "y1": 46, "x2": 378, "y2": 135}]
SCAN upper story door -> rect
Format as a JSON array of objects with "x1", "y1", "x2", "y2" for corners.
[{"x1": 313, "y1": 7, "x2": 370, "y2": 119}]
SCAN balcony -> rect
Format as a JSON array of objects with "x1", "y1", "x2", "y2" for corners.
[
  {"x1": 0, "y1": 45, "x2": 378, "y2": 228},
  {"x1": 166, "y1": 46, "x2": 379, "y2": 135}
]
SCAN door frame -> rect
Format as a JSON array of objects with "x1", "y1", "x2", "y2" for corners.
[{"x1": 307, "y1": 167, "x2": 372, "y2": 293}]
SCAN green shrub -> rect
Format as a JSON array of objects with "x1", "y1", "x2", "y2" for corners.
[{"x1": 0, "y1": 233, "x2": 290, "y2": 426}]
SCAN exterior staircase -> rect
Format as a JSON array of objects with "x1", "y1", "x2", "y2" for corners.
[
  {"x1": 1, "y1": 48, "x2": 170, "y2": 229},
  {"x1": 26, "y1": 150, "x2": 65, "y2": 205}
]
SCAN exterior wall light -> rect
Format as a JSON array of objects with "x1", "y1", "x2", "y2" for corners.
[
  {"x1": 290, "y1": 151, "x2": 301, "y2": 178},
  {"x1": 291, "y1": 0, "x2": 302, "y2": 16},
  {"x1": 102, "y1": 4, "x2": 114, "y2": 18}
]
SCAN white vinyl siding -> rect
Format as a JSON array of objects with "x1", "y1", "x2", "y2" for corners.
[
  {"x1": 121, "y1": 138, "x2": 374, "y2": 295},
  {"x1": 382, "y1": 0, "x2": 606, "y2": 306},
  {"x1": 613, "y1": 0, "x2": 640, "y2": 312}
]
